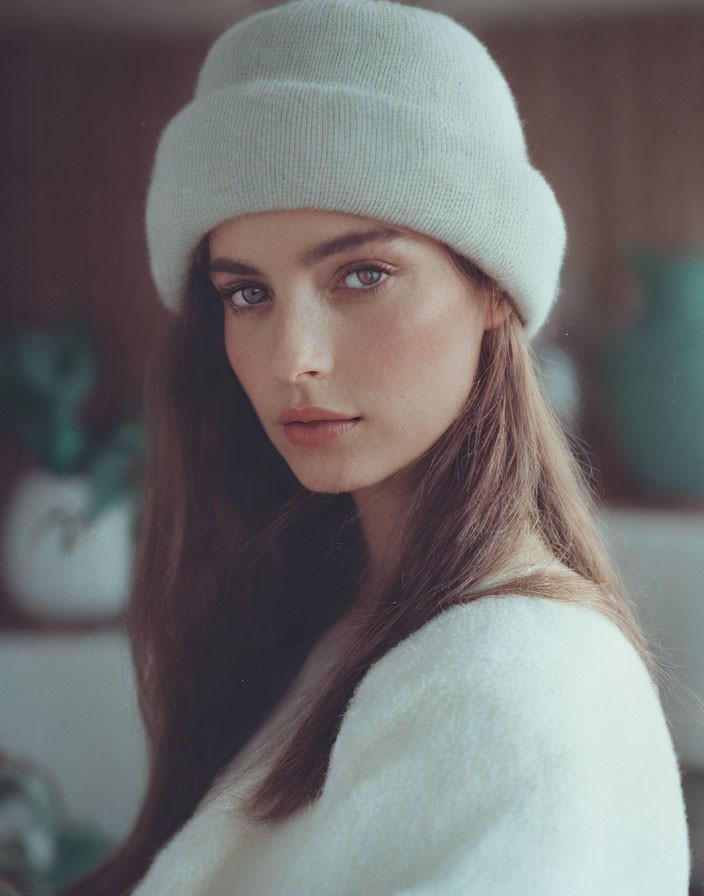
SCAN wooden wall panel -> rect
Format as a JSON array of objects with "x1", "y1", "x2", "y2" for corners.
[
  {"x1": 3, "y1": 12, "x2": 702, "y2": 377},
  {"x1": 475, "y1": 9, "x2": 704, "y2": 502},
  {"x1": 0, "y1": 8, "x2": 702, "y2": 530},
  {"x1": 1, "y1": 31, "x2": 214, "y2": 420},
  {"x1": 477, "y1": 10, "x2": 704, "y2": 336}
]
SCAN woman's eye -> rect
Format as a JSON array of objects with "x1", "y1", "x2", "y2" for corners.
[
  {"x1": 215, "y1": 263, "x2": 393, "y2": 313},
  {"x1": 341, "y1": 264, "x2": 392, "y2": 290},
  {"x1": 216, "y1": 283, "x2": 268, "y2": 311},
  {"x1": 234, "y1": 284, "x2": 267, "y2": 307}
]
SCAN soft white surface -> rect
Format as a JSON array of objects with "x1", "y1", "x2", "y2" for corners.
[
  {"x1": 0, "y1": 630, "x2": 147, "y2": 841},
  {"x1": 133, "y1": 593, "x2": 690, "y2": 895},
  {"x1": 597, "y1": 507, "x2": 704, "y2": 769}
]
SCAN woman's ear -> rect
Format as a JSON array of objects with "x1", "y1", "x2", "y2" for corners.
[{"x1": 484, "y1": 293, "x2": 513, "y2": 332}]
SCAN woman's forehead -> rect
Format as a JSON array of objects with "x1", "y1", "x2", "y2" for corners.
[
  {"x1": 207, "y1": 211, "x2": 434, "y2": 263},
  {"x1": 210, "y1": 209, "x2": 418, "y2": 237}
]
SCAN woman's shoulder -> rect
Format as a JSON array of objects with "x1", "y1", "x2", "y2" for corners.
[
  {"x1": 316, "y1": 592, "x2": 690, "y2": 893},
  {"x1": 330, "y1": 591, "x2": 678, "y2": 784},
  {"x1": 304, "y1": 591, "x2": 690, "y2": 895},
  {"x1": 344, "y1": 592, "x2": 659, "y2": 719}
]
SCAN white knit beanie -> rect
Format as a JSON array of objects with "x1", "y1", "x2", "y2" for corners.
[{"x1": 145, "y1": 0, "x2": 567, "y2": 341}]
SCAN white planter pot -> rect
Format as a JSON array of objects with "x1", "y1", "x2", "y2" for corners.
[{"x1": 1, "y1": 469, "x2": 135, "y2": 620}]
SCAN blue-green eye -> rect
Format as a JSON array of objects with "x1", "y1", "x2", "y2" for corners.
[
  {"x1": 215, "y1": 283, "x2": 268, "y2": 311},
  {"x1": 341, "y1": 264, "x2": 392, "y2": 290},
  {"x1": 234, "y1": 284, "x2": 266, "y2": 306},
  {"x1": 216, "y1": 262, "x2": 394, "y2": 314}
]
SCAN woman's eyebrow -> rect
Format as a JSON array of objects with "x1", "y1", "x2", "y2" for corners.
[{"x1": 208, "y1": 227, "x2": 410, "y2": 277}]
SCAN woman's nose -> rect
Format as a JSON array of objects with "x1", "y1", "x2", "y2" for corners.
[{"x1": 267, "y1": 292, "x2": 335, "y2": 383}]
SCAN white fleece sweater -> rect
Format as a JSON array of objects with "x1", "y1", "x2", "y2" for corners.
[{"x1": 132, "y1": 593, "x2": 691, "y2": 895}]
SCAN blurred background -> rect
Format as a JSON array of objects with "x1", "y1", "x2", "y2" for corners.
[{"x1": 1, "y1": 0, "x2": 703, "y2": 891}]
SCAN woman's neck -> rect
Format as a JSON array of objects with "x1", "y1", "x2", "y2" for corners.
[{"x1": 350, "y1": 457, "x2": 426, "y2": 586}]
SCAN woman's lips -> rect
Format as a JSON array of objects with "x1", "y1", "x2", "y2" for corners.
[{"x1": 282, "y1": 418, "x2": 361, "y2": 447}]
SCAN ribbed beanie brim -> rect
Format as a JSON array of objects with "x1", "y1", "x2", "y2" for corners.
[{"x1": 145, "y1": 0, "x2": 567, "y2": 341}]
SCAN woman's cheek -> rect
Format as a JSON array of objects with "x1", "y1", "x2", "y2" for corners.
[
  {"x1": 383, "y1": 305, "x2": 448, "y2": 387},
  {"x1": 224, "y1": 325, "x2": 260, "y2": 401}
]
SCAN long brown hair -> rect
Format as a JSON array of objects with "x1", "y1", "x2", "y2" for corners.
[{"x1": 60, "y1": 241, "x2": 675, "y2": 895}]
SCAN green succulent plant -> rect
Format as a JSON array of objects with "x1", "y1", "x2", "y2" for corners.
[
  {"x1": 0, "y1": 755, "x2": 114, "y2": 895},
  {"x1": 0, "y1": 318, "x2": 145, "y2": 523}
]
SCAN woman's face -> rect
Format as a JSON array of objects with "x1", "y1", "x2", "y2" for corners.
[{"x1": 208, "y1": 209, "x2": 507, "y2": 495}]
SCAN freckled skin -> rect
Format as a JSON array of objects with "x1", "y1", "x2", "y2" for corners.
[{"x1": 209, "y1": 208, "x2": 509, "y2": 514}]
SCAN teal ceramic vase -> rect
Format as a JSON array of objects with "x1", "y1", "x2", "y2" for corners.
[{"x1": 595, "y1": 246, "x2": 704, "y2": 502}]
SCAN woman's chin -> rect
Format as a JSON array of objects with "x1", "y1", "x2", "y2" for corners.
[
  {"x1": 288, "y1": 467, "x2": 367, "y2": 495},
  {"x1": 281, "y1": 455, "x2": 380, "y2": 496}
]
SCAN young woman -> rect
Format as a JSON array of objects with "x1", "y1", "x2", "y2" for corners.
[{"x1": 63, "y1": 0, "x2": 690, "y2": 893}]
